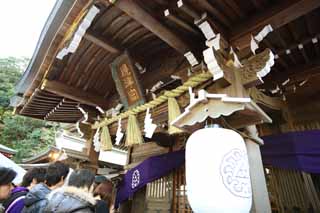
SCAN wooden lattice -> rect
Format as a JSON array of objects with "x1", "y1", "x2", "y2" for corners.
[
  {"x1": 267, "y1": 167, "x2": 320, "y2": 212},
  {"x1": 172, "y1": 166, "x2": 193, "y2": 213},
  {"x1": 145, "y1": 175, "x2": 173, "y2": 212}
]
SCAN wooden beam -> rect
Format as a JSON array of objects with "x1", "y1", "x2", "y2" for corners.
[
  {"x1": 230, "y1": 0, "x2": 320, "y2": 49},
  {"x1": 178, "y1": 0, "x2": 226, "y2": 37},
  {"x1": 177, "y1": 0, "x2": 200, "y2": 20},
  {"x1": 197, "y1": 0, "x2": 231, "y2": 27},
  {"x1": 84, "y1": 31, "x2": 122, "y2": 54},
  {"x1": 164, "y1": 9, "x2": 200, "y2": 36},
  {"x1": 109, "y1": 0, "x2": 191, "y2": 54},
  {"x1": 224, "y1": 0, "x2": 245, "y2": 19},
  {"x1": 264, "y1": 59, "x2": 320, "y2": 88},
  {"x1": 276, "y1": 33, "x2": 320, "y2": 56},
  {"x1": 299, "y1": 44, "x2": 310, "y2": 63},
  {"x1": 42, "y1": 80, "x2": 108, "y2": 109},
  {"x1": 251, "y1": 0, "x2": 265, "y2": 10}
]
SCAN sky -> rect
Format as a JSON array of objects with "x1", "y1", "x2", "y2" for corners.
[{"x1": 0, "y1": 0, "x2": 56, "y2": 58}]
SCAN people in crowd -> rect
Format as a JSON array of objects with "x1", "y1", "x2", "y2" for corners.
[
  {"x1": 0, "y1": 167, "x2": 28, "y2": 213},
  {"x1": 44, "y1": 169, "x2": 96, "y2": 213},
  {"x1": 20, "y1": 168, "x2": 46, "y2": 190},
  {"x1": 22, "y1": 162, "x2": 69, "y2": 213},
  {"x1": 93, "y1": 175, "x2": 107, "y2": 191},
  {"x1": 94, "y1": 179, "x2": 114, "y2": 213}
]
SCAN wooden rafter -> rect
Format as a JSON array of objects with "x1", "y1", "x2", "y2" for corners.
[
  {"x1": 84, "y1": 31, "x2": 122, "y2": 54},
  {"x1": 107, "y1": 0, "x2": 192, "y2": 54},
  {"x1": 276, "y1": 33, "x2": 320, "y2": 56},
  {"x1": 42, "y1": 80, "x2": 108, "y2": 109},
  {"x1": 224, "y1": 0, "x2": 245, "y2": 19},
  {"x1": 197, "y1": 0, "x2": 231, "y2": 28},
  {"x1": 164, "y1": 9, "x2": 199, "y2": 36},
  {"x1": 178, "y1": 0, "x2": 227, "y2": 37},
  {"x1": 230, "y1": 0, "x2": 320, "y2": 49},
  {"x1": 264, "y1": 59, "x2": 320, "y2": 88}
]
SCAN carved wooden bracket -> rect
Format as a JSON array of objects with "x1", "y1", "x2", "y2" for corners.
[
  {"x1": 248, "y1": 87, "x2": 284, "y2": 110},
  {"x1": 239, "y1": 49, "x2": 274, "y2": 88},
  {"x1": 171, "y1": 89, "x2": 272, "y2": 130}
]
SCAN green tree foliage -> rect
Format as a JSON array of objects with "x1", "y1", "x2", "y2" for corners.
[
  {"x1": 0, "y1": 57, "x2": 28, "y2": 107},
  {"x1": 0, "y1": 57, "x2": 57, "y2": 162}
]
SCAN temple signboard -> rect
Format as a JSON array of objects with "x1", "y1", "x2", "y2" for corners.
[{"x1": 111, "y1": 52, "x2": 145, "y2": 109}]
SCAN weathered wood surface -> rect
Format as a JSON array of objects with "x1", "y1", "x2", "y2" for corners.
[
  {"x1": 43, "y1": 80, "x2": 109, "y2": 109},
  {"x1": 230, "y1": 0, "x2": 320, "y2": 49},
  {"x1": 110, "y1": 0, "x2": 191, "y2": 54}
]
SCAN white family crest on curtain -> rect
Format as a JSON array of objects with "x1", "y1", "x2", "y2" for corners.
[{"x1": 186, "y1": 127, "x2": 252, "y2": 213}]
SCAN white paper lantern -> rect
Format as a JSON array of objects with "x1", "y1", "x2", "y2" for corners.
[{"x1": 186, "y1": 127, "x2": 252, "y2": 213}]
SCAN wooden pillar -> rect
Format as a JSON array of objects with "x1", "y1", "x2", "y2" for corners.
[
  {"x1": 83, "y1": 123, "x2": 99, "y2": 172},
  {"x1": 245, "y1": 125, "x2": 272, "y2": 213}
]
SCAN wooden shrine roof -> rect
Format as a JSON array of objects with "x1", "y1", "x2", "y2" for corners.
[{"x1": 12, "y1": 0, "x2": 320, "y2": 123}]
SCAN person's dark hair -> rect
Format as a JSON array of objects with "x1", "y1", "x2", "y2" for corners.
[
  {"x1": 94, "y1": 180, "x2": 113, "y2": 206},
  {"x1": 68, "y1": 169, "x2": 95, "y2": 189},
  {"x1": 45, "y1": 162, "x2": 69, "y2": 187},
  {"x1": 21, "y1": 168, "x2": 46, "y2": 187},
  {"x1": 53, "y1": 161, "x2": 69, "y2": 179},
  {"x1": 0, "y1": 167, "x2": 16, "y2": 186}
]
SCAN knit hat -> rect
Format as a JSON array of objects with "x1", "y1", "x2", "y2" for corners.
[{"x1": 0, "y1": 167, "x2": 17, "y2": 186}]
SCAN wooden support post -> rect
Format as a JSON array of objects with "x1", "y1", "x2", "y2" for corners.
[
  {"x1": 245, "y1": 125, "x2": 272, "y2": 213},
  {"x1": 83, "y1": 124, "x2": 99, "y2": 172}
]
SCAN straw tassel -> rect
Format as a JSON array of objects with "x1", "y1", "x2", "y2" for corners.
[
  {"x1": 125, "y1": 114, "x2": 144, "y2": 146},
  {"x1": 168, "y1": 97, "x2": 183, "y2": 135},
  {"x1": 100, "y1": 126, "x2": 113, "y2": 151}
]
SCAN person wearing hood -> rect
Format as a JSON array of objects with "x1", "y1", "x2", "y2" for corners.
[
  {"x1": 22, "y1": 162, "x2": 69, "y2": 213},
  {"x1": 0, "y1": 167, "x2": 28, "y2": 213},
  {"x1": 44, "y1": 169, "x2": 96, "y2": 213}
]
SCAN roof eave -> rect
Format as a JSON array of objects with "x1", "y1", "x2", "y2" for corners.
[{"x1": 14, "y1": 0, "x2": 77, "y2": 97}]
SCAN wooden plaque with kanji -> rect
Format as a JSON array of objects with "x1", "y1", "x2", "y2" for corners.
[{"x1": 110, "y1": 52, "x2": 145, "y2": 109}]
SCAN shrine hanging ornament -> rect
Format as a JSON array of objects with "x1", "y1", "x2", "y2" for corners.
[
  {"x1": 75, "y1": 105, "x2": 88, "y2": 138},
  {"x1": 144, "y1": 108, "x2": 157, "y2": 138},
  {"x1": 93, "y1": 127, "x2": 101, "y2": 152},
  {"x1": 115, "y1": 118, "x2": 124, "y2": 146},
  {"x1": 186, "y1": 126, "x2": 252, "y2": 213}
]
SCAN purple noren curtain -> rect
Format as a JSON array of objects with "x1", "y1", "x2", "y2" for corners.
[
  {"x1": 261, "y1": 130, "x2": 320, "y2": 174},
  {"x1": 115, "y1": 150, "x2": 185, "y2": 208}
]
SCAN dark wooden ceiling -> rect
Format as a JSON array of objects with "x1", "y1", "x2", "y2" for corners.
[{"x1": 17, "y1": 0, "x2": 320, "y2": 123}]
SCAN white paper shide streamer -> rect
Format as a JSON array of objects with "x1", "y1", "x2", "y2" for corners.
[
  {"x1": 93, "y1": 127, "x2": 101, "y2": 152},
  {"x1": 250, "y1": 24, "x2": 273, "y2": 55},
  {"x1": 144, "y1": 108, "x2": 157, "y2": 138},
  {"x1": 76, "y1": 105, "x2": 89, "y2": 138},
  {"x1": 115, "y1": 118, "x2": 124, "y2": 146},
  {"x1": 57, "y1": 6, "x2": 100, "y2": 59}
]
